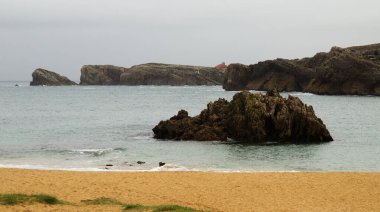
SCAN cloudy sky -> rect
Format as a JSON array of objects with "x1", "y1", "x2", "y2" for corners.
[{"x1": 1, "y1": 0, "x2": 379, "y2": 81}]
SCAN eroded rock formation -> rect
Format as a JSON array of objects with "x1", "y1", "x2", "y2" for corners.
[
  {"x1": 79, "y1": 63, "x2": 224, "y2": 86},
  {"x1": 120, "y1": 63, "x2": 224, "y2": 85},
  {"x1": 153, "y1": 90, "x2": 333, "y2": 143},
  {"x1": 30, "y1": 68, "x2": 77, "y2": 86},
  {"x1": 80, "y1": 65, "x2": 127, "y2": 85},
  {"x1": 223, "y1": 43, "x2": 380, "y2": 95}
]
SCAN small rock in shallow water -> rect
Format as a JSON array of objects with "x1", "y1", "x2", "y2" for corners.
[
  {"x1": 105, "y1": 164, "x2": 113, "y2": 167},
  {"x1": 159, "y1": 162, "x2": 166, "y2": 167},
  {"x1": 137, "y1": 161, "x2": 146, "y2": 165}
]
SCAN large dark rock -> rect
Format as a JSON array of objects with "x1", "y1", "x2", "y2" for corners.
[
  {"x1": 153, "y1": 90, "x2": 333, "y2": 144},
  {"x1": 80, "y1": 65, "x2": 127, "y2": 85},
  {"x1": 223, "y1": 44, "x2": 380, "y2": 96},
  {"x1": 30, "y1": 68, "x2": 77, "y2": 86},
  {"x1": 120, "y1": 63, "x2": 224, "y2": 85}
]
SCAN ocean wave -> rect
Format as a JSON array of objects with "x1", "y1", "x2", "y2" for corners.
[
  {"x1": 70, "y1": 148, "x2": 114, "y2": 157},
  {"x1": 130, "y1": 132, "x2": 153, "y2": 140},
  {"x1": 149, "y1": 164, "x2": 197, "y2": 172},
  {"x1": 132, "y1": 135, "x2": 152, "y2": 140},
  {"x1": 287, "y1": 92, "x2": 315, "y2": 96},
  {"x1": 80, "y1": 87, "x2": 96, "y2": 90},
  {"x1": 0, "y1": 163, "x2": 301, "y2": 173},
  {"x1": 0, "y1": 164, "x2": 108, "y2": 172}
]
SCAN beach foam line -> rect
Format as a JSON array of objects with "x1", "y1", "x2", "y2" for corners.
[
  {"x1": 0, "y1": 163, "x2": 300, "y2": 173},
  {"x1": 71, "y1": 148, "x2": 113, "y2": 153},
  {"x1": 69, "y1": 148, "x2": 117, "y2": 157},
  {"x1": 287, "y1": 92, "x2": 315, "y2": 96}
]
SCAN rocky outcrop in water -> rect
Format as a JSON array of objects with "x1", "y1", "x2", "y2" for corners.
[
  {"x1": 223, "y1": 43, "x2": 380, "y2": 96},
  {"x1": 153, "y1": 90, "x2": 333, "y2": 144},
  {"x1": 30, "y1": 68, "x2": 77, "y2": 86},
  {"x1": 120, "y1": 63, "x2": 224, "y2": 85},
  {"x1": 79, "y1": 63, "x2": 224, "y2": 86},
  {"x1": 80, "y1": 65, "x2": 127, "y2": 85}
]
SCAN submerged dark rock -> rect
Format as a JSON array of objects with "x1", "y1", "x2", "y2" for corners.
[
  {"x1": 223, "y1": 43, "x2": 380, "y2": 96},
  {"x1": 153, "y1": 90, "x2": 333, "y2": 144},
  {"x1": 30, "y1": 68, "x2": 77, "y2": 86}
]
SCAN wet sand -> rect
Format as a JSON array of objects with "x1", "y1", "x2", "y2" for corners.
[{"x1": 0, "y1": 168, "x2": 379, "y2": 211}]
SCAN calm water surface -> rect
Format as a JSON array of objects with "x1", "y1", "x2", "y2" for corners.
[{"x1": 0, "y1": 82, "x2": 379, "y2": 171}]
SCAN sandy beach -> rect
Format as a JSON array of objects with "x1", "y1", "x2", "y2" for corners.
[{"x1": 0, "y1": 169, "x2": 379, "y2": 211}]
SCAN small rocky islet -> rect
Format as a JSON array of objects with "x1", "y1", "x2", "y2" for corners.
[
  {"x1": 153, "y1": 89, "x2": 333, "y2": 144},
  {"x1": 30, "y1": 68, "x2": 77, "y2": 86}
]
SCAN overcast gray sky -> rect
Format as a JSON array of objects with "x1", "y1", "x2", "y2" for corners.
[{"x1": 1, "y1": 0, "x2": 379, "y2": 81}]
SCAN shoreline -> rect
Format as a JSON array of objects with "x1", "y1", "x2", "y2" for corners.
[
  {"x1": 0, "y1": 168, "x2": 379, "y2": 211},
  {"x1": 0, "y1": 163, "x2": 377, "y2": 173},
  {"x1": 0, "y1": 165, "x2": 376, "y2": 173},
  {"x1": 1, "y1": 164, "x2": 302, "y2": 172}
]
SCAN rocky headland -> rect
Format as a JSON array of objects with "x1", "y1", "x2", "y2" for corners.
[
  {"x1": 30, "y1": 68, "x2": 77, "y2": 86},
  {"x1": 153, "y1": 90, "x2": 333, "y2": 144},
  {"x1": 80, "y1": 63, "x2": 224, "y2": 86},
  {"x1": 224, "y1": 43, "x2": 380, "y2": 95}
]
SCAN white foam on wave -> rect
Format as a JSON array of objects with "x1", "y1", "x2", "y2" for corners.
[
  {"x1": 149, "y1": 164, "x2": 196, "y2": 172},
  {"x1": 288, "y1": 92, "x2": 315, "y2": 96},
  {"x1": 72, "y1": 148, "x2": 112, "y2": 152},
  {"x1": 132, "y1": 135, "x2": 152, "y2": 140},
  {"x1": 69, "y1": 148, "x2": 115, "y2": 157},
  {"x1": 0, "y1": 164, "x2": 105, "y2": 172},
  {"x1": 0, "y1": 163, "x2": 300, "y2": 173},
  {"x1": 71, "y1": 148, "x2": 113, "y2": 153}
]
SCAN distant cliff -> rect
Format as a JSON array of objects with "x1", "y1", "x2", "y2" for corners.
[
  {"x1": 30, "y1": 68, "x2": 77, "y2": 86},
  {"x1": 120, "y1": 63, "x2": 224, "y2": 85},
  {"x1": 223, "y1": 43, "x2": 380, "y2": 96},
  {"x1": 80, "y1": 63, "x2": 224, "y2": 86}
]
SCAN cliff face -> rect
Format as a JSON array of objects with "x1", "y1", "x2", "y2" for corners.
[
  {"x1": 120, "y1": 63, "x2": 224, "y2": 85},
  {"x1": 80, "y1": 65, "x2": 127, "y2": 85},
  {"x1": 80, "y1": 63, "x2": 224, "y2": 86},
  {"x1": 223, "y1": 44, "x2": 380, "y2": 95},
  {"x1": 30, "y1": 69, "x2": 77, "y2": 86}
]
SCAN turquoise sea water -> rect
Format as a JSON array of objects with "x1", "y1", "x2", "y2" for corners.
[{"x1": 0, "y1": 81, "x2": 379, "y2": 172}]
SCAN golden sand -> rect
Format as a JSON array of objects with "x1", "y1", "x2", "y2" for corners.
[{"x1": 0, "y1": 168, "x2": 379, "y2": 211}]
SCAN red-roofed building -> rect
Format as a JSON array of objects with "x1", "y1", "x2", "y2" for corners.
[{"x1": 215, "y1": 62, "x2": 228, "y2": 71}]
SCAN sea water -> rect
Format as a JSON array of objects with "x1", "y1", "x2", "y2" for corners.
[{"x1": 0, "y1": 81, "x2": 379, "y2": 172}]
